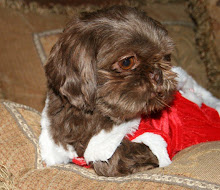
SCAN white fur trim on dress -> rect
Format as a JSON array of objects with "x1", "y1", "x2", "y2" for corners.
[
  {"x1": 39, "y1": 97, "x2": 78, "y2": 166},
  {"x1": 84, "y1": 118, "x2": 141, "y2": 164},
  {"x1": 132, "y1": 132, "x2": 172, "y2": 167},
  {"x1": 172, "y1": 66, "x2": 220, "y2": 115}
]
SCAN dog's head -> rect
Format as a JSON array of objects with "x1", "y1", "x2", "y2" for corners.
[{"x1": 45, "y1": 6, "x2": 177, "y2": 122}]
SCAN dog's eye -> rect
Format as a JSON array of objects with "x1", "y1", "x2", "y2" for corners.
[
  {"x1": 163, "y1": 54, "x2": 171, "y2": 62},
  {"x1": 118, "y1": 56, "x2": 136, "y2": 70}
]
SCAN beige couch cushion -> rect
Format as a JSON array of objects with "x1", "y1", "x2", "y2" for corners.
[
  {"x1": 0, "y1": 100, "x2": 220, "y2": 189},
  {"x1": 0, "y1": 7, "x2": 68, "y2": 112}
]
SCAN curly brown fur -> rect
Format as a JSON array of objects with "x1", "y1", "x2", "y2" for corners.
[{"x1": 42, "y1": 6, "x2": 177, "y2": 176}]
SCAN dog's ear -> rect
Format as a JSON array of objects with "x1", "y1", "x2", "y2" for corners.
[{"x1": 45, "y1": 25, "x2": 97, "y2": 112}]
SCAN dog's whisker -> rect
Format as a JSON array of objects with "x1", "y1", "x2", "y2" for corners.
[{"x1": 155, "y1": 97, "x2": 171, "y2": 108}]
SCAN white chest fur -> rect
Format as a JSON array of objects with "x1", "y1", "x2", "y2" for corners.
[{"x1": 39, "y1": 97, "x2": 78, "y2": 166}]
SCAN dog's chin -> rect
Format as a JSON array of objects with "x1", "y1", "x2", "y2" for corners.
[
  {"x1": 146, "y1": 90, "x2": 176, "y2": 113},
  {"x1": 138, "y1": 91, "x2": 176, "y2": 118},
  {"x1": 96, "y1": 87, "x2": 176, "y2": 123}
]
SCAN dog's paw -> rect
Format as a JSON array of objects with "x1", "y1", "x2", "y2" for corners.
[
  {"x1": 93, "y1": 139, "x2": 159, "y2": 177},
  {"x1": 132, "y1": 132, "x2": 172, "y2": 167}
]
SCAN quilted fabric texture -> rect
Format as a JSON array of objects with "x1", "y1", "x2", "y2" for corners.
[{"x1": 0, "y1": 100, "x2": 220, "y2": 189}]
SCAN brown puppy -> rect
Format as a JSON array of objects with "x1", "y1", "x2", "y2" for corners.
[{"x1": 39, "y1": 6, "x2": 177, "y2": 177}]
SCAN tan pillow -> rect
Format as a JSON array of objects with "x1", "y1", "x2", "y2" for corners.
[
  {"x1": 0, "y1": 100, "x2": 220, "y2": 189},
  {"x1": 0, "y1": 7, "x2": 68, "y2": 112}
]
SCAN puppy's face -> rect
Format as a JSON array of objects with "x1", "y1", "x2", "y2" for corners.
[{"x1": 45, "y1": 6, "x2": 176, "y2": 123}]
